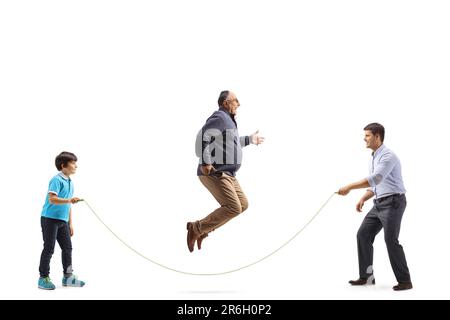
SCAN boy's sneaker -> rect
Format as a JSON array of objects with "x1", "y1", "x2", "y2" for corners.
[
  {"x1": 62, "y1": 275, "x2": 85, "y2": 287},
  {"x1": 38, "y1": 277, "x2": 56, "y2": 290}
]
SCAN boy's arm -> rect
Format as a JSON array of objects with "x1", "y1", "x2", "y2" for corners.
[{"x1": 49, "y1": 193, "x2": 81, "y2": 204}]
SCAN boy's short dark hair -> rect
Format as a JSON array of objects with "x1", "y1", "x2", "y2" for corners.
[
  {"x1": 218, "y1": 90, "x2": 230, "y2": 107},
  {"x1": 55, "y1": 151, "x2": 77, "y2": 171},
  {"x1": 364, "y1": 123, "x2": 385, "y2": 142}
]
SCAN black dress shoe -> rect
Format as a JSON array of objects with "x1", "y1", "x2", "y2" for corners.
[
  {"x1": 349, "y1": 278, "x2": 375, "y2": 285},
  {"x1": 393, "y1": 282, "x2": 413, "y2": 291}
]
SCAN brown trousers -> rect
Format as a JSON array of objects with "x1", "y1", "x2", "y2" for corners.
[{"x1": 196, "y1": 172, "x2": 248, "y2": 236}]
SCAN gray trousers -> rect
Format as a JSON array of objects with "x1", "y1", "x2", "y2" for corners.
[{"x1": 357, "y1": 194, "x2": 411, "y2": 283}]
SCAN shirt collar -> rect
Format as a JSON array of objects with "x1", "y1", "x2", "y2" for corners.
[
  {"x1": 58, "y1": 172, "x2": 71, "y2": 181},
  {"x1": 372, "y1": 144, "x2": 386, "y2": 157}
]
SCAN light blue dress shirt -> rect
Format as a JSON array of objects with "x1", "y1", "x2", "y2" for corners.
[{"x1": 367, "y1": 144, "x2": 406, "y2": 199}]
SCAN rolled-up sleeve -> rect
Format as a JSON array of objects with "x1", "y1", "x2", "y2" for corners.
[{"x1": 367, "y1": 153, "x2": 396, "y2": 187}]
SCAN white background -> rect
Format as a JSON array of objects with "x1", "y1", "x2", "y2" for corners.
[{"x1": 1, "y1": 0, "x2": 449, "y2": 300}]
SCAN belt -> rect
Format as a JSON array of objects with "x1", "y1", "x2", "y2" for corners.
[{"x1": 374, "y1": 193, "x2": 405, "y2": 204}]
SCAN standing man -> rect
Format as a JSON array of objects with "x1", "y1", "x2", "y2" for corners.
[
  {"x1": 187, "y1": 90, "x2": 265, "y2": 253},
  {"x1": 338, "y1": 123, "x2": 412, "y2": 291}
]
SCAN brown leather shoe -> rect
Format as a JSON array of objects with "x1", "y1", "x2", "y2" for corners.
[
  {"x1": 197, "y1": 234, "x2": 208, "y2": 250},
  {"x1": 349, "y1": 278, "x2": 375, "y2": 285},
  {"x1": 393, "y1": 282, "x2": 413, "y2": 291},
  {"x1": 186, "y1": 222, "x2": 199, "y2": 253}
]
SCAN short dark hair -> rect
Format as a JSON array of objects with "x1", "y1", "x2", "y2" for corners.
[
  {"x1": 218, "y1": 90, "x2": 230, "y2": 107},
  {"x1": 364, "y1": 123, "x2": 385, "y2": 142},
  {"x1": 55, "y1": 151, "x2": 77, "y2": 171}
]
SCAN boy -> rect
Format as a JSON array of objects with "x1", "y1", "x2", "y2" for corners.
[{"x1": 38, "y1": 151, "x2": 85, "y2": 290}]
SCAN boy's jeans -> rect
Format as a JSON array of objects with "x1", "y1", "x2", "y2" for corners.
[{"x1": 39, "y1": 217, "x2": 73, "y2": 278}]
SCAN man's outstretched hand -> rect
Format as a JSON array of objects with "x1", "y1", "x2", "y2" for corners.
[
  {"x1": 337, "y1": 185, "x2": 351, "y2": 196},
  {"x1": 251, "y1": 130, "x2": 265, "y2": 145}
]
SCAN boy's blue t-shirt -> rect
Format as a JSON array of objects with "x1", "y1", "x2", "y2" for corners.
[{"x1": 41, "y1": 173, "x2": 74, "y2": 222}]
